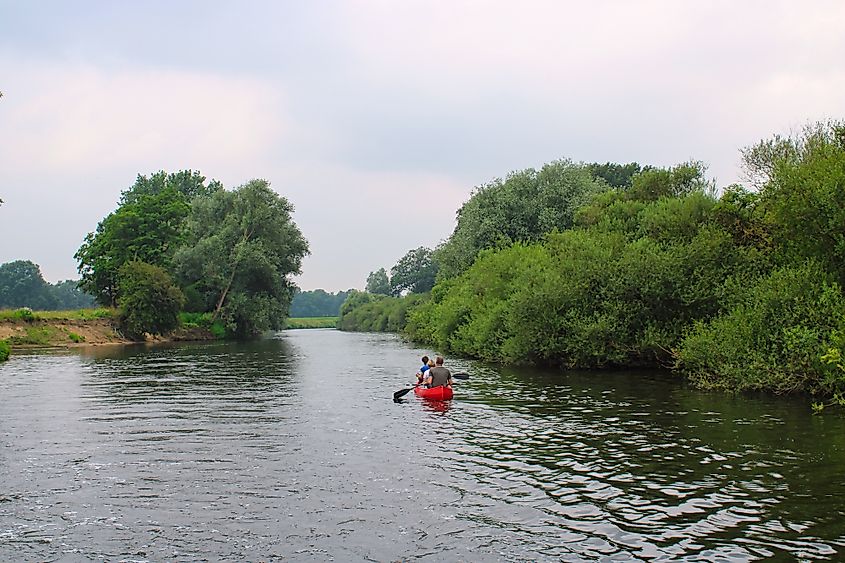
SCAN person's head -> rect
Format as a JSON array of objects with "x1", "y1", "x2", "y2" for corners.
[
  {"x1": 428, "y1": 359, "x2": 435, "y2": 368},
  {"x1": 421, "y1": 355, "x2": 429, "y2": 365},
  {"x1": 435, "y1": 356, "x2": 444, "y2": 366}
]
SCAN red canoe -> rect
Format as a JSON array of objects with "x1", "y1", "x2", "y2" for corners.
[{"x1": 414, "y1": 385, "x2": 454, "y2": 401}]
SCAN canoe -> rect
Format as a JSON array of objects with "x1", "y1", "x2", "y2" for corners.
[{"x1": 414, "y1": 385, "x2": 454, "y2": 401}]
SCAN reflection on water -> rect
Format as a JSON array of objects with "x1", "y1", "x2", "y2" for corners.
[{"x1": 1, "y1": 330, "x2": 844, "y2": 561}]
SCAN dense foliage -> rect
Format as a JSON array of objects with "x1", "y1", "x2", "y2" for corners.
[
  {"x1": 75, "y1": 170, "x2": 308, "y2": 339},
  {"x1": 173, "y1": 179, "x2": 308, "y2": 338},
  {"x1": 678, "y1": 262, "x2": 845, "y2": 396},
  {"x1": 0, "y1": 339, "x2": 9, "y2": 362},
  {"x1": 434, "y1": 159, "x2": 607, "y2": 279},
  {"x1": 389, "y1": 247, "x2": 438, "y2": 295},
  {"x1": 340, "y1": 120, "x2": 845, "y2": 400},
  {"x1": 338, "y1": 291, "x2": 427, "y2": 332},
  {"x1": 117, "y1": 261, "x2": 185, "y2": 340},
  {"x1": 0, "y1": 260, "x2": 96, "y2": 310},
  {"x1": 75, "y1": 172, "x2": 206, "y2": 305},
  {"x1": 365, "y1": 268, "x2": 391, "y2": 295},
  {"x1": 290, "y1": 289, "x2": 350, "y2": 317}
]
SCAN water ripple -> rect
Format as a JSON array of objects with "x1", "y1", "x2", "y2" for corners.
[{"x1": 1, "y1": 333, "x2": 844, "y2": 561}]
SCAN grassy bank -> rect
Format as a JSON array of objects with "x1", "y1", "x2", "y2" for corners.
[{"x1": 285, "y1": 316, "x2": 337, "y2": 329}]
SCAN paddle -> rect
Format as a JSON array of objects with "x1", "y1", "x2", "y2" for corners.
[{"x1": 393, "y1": 372, "x2": 469, "y2": 401}]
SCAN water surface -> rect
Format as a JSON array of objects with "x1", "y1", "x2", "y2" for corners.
[{"x1": 1, "y1": 330, "x2": 844, "y2": 561}]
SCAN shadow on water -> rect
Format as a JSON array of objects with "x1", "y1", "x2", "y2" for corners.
[{"x1": 72, "y1": 339, "x2": 300, "y2": 402}]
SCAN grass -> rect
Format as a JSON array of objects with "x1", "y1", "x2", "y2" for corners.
[
  {"x1": 178, "y1": 311, "x2": 226, "y2": 339},
  {"x1": 285, "y1": 316, "x2": 337, "y2": 329},
  {"x1": 0, "y1": 307, "x2": 115, "y2": 321},
  {"x1": 68, "y1": 332, "x2": 86, "y2": 343},
  {"x1": 6, "y1": 325, "x2": 59, "y2": 346}
]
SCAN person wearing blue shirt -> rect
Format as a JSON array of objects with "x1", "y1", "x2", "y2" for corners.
[{"x1": 416, "y1": 355, "x2": 431, "y2": 384}]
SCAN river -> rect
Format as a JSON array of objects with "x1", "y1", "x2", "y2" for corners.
[{"x1": 1, "y1": 329, "x2": 844, "y2": 561}]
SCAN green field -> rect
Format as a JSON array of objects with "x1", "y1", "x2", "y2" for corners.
[{"x1": 284, "y1": 317, "x2": 337, "y2": 329}]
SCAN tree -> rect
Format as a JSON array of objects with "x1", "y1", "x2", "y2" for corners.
[
  {"x1": 626, "y1": 161, "x2": 714, "y2": 201},
  {"x1": 746, "y1": 120, "x2": 845, "y2": 282},
  {"x1": 75, "y1": 184, "x2": 192, "y2": 305},
  {"x1": 366, "y1": 268, "x2": 391, "y2": 295},
  {"x1": 434, "y1": 159, "x2": 607, "y2": 278},
  {"x1": 290, "y1": 289, "x2": 351, "y2": 317},
  {"x1": 0, "y1": 260, "x2": 58, "y2": 310},
  {"x1": 49, "y1": 280, "x2": 97, "y2": 310},
  {"x1": 117, "y1": 261, "x2": 185, "y2": 340},
  {"x1": 173, "y1": 179, "x2": 309, "y2": 338},
  {"x1": 120, "y1": 170, "x2": 222, "y2": 205},
  {"x1": 390, "y1": 247, "x2": 438, "y2": 295},
  {"x1": 587, "y1": 162, "x2": 644, "y2": 189}
]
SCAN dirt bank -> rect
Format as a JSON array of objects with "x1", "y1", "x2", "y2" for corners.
[{"x1": 0, "y1": 318, "x2": 215, "y2": 348}]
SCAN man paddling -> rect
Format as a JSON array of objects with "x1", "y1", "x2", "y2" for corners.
[{"x1": 423, "y1": 356, "x2": 452, "y2": 388}]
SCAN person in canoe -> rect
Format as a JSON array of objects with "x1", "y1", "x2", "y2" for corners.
[
  {"x1": 422, "y1": 356, "x2": 452, "y2": 388},
  {"x1": 415, "y1": 355, "x2": 431, "y2": 384}
]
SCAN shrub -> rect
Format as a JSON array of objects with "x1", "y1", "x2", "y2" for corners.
[
  {"x1": 0, "y1": 339, "x2": 9, "y2": 362},
  {"x1": 14, "y1": 307, "x2": 36, "y2": 321},
  {"x1": 677, "y1": 261, "x2": 845, "y2": 396},
  {"x1": 117, "y1": 261, "x2": 185, "y2": 340},
  {"x1": 68, "y1": 332, "x2": 85, "y2": 343}
]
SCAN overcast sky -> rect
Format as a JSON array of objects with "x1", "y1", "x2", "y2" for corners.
[{"x1": 1, "y1": 1, "x2": 843, "y2": 292}]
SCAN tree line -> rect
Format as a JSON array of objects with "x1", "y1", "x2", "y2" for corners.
[
  {"x1": 340, "y1": 120, "x2": 845, "y2": 403},
  {"x1": 290, "y1": 289, "x2": 352, "y2": 317},
  {"x1": 73, "y1": 170, "x2": 308, "y2": 339},
  {"x1": 0, "y1": 260, "x2": 96, "y2": 310}
]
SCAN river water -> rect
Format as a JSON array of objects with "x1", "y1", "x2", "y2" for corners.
[{"x1": 1, "y1": 329, "x2": 844, "y2": 561}]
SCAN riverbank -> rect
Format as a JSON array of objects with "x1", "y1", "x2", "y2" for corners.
[
  {"x1": 0, "y1": 317, "x2": 217, "y2": 349},
  {"x1": 0, "y1": 314, "x2": 336, "y2": 353}
]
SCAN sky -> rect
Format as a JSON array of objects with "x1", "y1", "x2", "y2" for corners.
[{"x1": 1, "y1": 1, "x2": 844, "y2": 292}]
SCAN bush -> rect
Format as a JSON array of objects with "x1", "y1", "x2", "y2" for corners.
[
  {"x1": 117, "y1": 261, "x2": 185, "y2": 340},
  {"x1": 68, "y1": 332, "x2": 85, "y2": 343},
  {"x1": 0, "y1": 339, "x2": 9, "y2": 362},
  {"x1": 677, "y1": 261, "x2": 845, "y2": 396},
  {"x1": 13, "y1": 307, "x2": 36, "y2": 321}
]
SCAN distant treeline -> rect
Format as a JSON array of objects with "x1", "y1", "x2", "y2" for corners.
[
  {"x1": 0, "y1": 260, "x2": 96, "y2": 310},
  {"x1": 290, "y1": 289, "x2": 351, "y2": 317},
  {"x1": 340, "y1": 120, "x2": 845, "y2": 404}
]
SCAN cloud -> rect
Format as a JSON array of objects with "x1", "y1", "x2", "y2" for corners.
[
  {"x1": 0, "y1": 58, "x2": 286, "y2": 177},
  {"x1": 2, "y1": 1, "x2": 845, "y2": 291},
  {"x1": 0, "y1": 58, "x2": 292, "y2": 281}
]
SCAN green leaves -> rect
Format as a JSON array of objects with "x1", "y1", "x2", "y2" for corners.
[
  {"x1": 75, "y1": 185, "x2": 192, "y2": 305},
  {"x1": 389, "y1": 247, "x2": 437, "y2": 295},
  {"x1": 365, "y1": 268, "x2": 391, "y2": 295},
  {"x1": 117, "y1": 261, "x2": 185, "y2": 340},
  {"x1": 173, "y1": 179, "x2": 308, "y2": 338},
  {"x1": 434, "y1": 159, "x2": 606, "y2": 278}
]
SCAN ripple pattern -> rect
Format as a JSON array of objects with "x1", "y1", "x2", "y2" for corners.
[{"x1": 1, "y1": 333, "x2": 844, "y2": 561}]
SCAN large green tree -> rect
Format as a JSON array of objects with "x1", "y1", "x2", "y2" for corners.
[
  {"x1": 75, "y1": 170, "x2": 219, "y2": 305},
  {"x1": 434, "y1": 159, "x2": 607, "y2": 278},
  {"x1": 390, "y1": 246, "x2": 438, "y2": 295},
  {"x1": 746, "y1": 121, "x2": 845, "y2": 282},
  {"x1": 173, "y1": 179, "x2": 309, "y2": 338},
  {"x1": 120, "y1": 170, "x2": 222, "y2": 204},
  {"x1": 365, "y1": 268, "x2": 391, "y2": 295}
]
